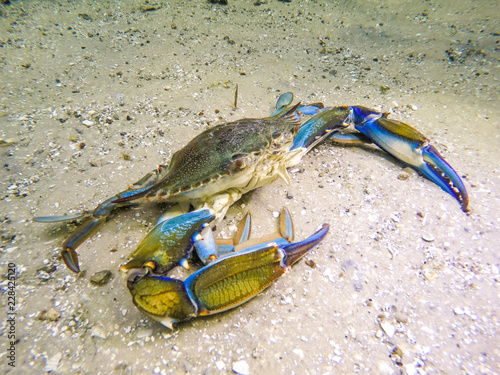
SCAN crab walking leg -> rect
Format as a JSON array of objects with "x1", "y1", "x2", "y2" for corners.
[
  {"x1": 231, "y1": 207, "x2": 295, "y2": 254},
  {"x1": 194, "y1": 211, "x2": 252, "y2": 265},
  {"x1": 194, "y1": 207, "x2": 295, "y2": 265},
  {"x1": 214, "y1": 210, "x2": 252, "y2": 257},
  {"x1": 126, "y1": 223, "x2": 329, "y2": 329},
  {"x1": 290, "y1": 106, "x2": 350, "y2": 151},
  {"x1": 58, "y1": 197, "x2": 118, "y2": 272},
  {"x1": 347, "y1": 107, "x2": 469, "y2": 212},
  {"x1": 33, "y1": 166, "x2": 169, "y2": 272}
]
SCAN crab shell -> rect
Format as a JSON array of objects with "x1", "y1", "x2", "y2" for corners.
[{"x1": 115, "y1": 106, "x2": 302, "y2": 217}]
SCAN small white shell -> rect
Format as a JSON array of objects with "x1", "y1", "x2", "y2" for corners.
[
  {"x1": 232, "y1": 360, "x2": 250, "y2": 375},
  {"x1": 43, "y1": 352, "x2": 62, "y2": 373}
]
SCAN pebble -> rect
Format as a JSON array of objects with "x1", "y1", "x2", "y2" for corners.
[
  {"x1": 405, "y1": 363, "x2": 418, "y2": 375},
  {"x1": 377, "y1": 360, "x2": 395, "y2": 375},
  {"x1": 252, "y1": 346, "x2": 261, "y2": 358},
  {"x1": 398, "y1": 167, "x2": 414, "y2": 181},
  {"x1": 397, "y1": 171, "x2": 410, "y2": 180},
  {"x1": 39, "y1": 307, "x2": 61, "y2": 321},
  {"x1": 137, "y1": 328, "x2": 154, "y2": 338},
  {"x1": 82, "y1": 119, "x2": 94, "y2": 127},
  {"x1": 345, "y1": 231, "x2": 358, "y2": 245},
  {"x1": 46, "y1": 307, "x2": 61, "y2": 321},
  {"x1": 323, "y1": 267, "x2": 335, "y2": 283},
  {"x1": 453, "y1": 307, "x2": 465, "y2": 315},
  {"x1": 305, "y1": 259, "x2": 317, "y2": 268},
  {"x1": 293, "y1": 348, "x2": 304, "y2": 359},
  {"x1": 91, "y1": 326, "x2": 107, "y2": 339},
  {"x1": 232, "y1": 360, "x2": 249, "y2": 375},
  {"x1": 380, "y1": 321, "x2": 396, "y2": 338},
  {"x1": 90, "y1": 270, "x2": 112, "y2": 285},
  {"x1": 395, "y1": 313, "x2": 409, "y2": 324},
  {"x1": 38, "y1": 270, "x2": 52, "y2": 281},
  {"x1": 115, "y1": 92, "x2": 125, "y2": 106},
  {"x1": 422, "y1": 264, "x2": 438, "y2": 281},
  {"x1": 215, "y1": 361, "x2": 225, "y2": 371}
]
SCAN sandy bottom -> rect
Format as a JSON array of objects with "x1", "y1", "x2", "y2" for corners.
[{"x1": 0, "y1": 0, "x2": 499, "y2": 374}]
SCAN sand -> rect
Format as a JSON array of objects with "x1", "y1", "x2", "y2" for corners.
[{"x1": 0, "y1": 0, "x2": 499, "y2": 374}]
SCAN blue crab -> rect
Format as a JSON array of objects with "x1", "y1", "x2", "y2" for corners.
[{"x1": 34, "y1": 92, "x2": 469, "y2": 327}]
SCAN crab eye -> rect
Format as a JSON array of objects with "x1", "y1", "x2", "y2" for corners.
[
  {"x1": 272, "y1": 130, "x2": 283, "y2": 139},
  {"x1": 231, "y1": 153, "x2": 245, "y2": 160}
]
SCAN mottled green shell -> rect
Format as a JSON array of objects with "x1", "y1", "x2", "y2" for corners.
[{"x1": 145, "y1": 116, "x2": 300, "y2": 199}]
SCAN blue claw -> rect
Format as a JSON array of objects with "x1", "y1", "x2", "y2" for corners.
[
  {"x1": 279, "y1": 206, "x2": 294, "y2": 242},
  {"x1": 421, "y1": 144, "x2": 469, "y2": 211},
  {"x1": 281, "y1": 223, "x2": 329, "y2": 267},
  {"x1": 127, "y1": 222, "x2": 329, "y2": 329},
  {"x1": 272, "y1": 95, "x2": 468, "y2": 212},
  {"x1": 348, "y1": 107, "x2": 469, "y2": 212},
  {"x1": 120, "y1": 209, "x2": 215, "y2": 274}
]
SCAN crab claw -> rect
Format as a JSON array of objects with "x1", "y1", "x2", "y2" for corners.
[
  {"x1": 349, "y1": 107, "x2": 469, "y2": 212},
  {"x1": 120, "y1": 209, "x2": 215, "y2": 276},
  {"x1": 127, "y1": 222, "x2": 329, "y2": 329}
]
